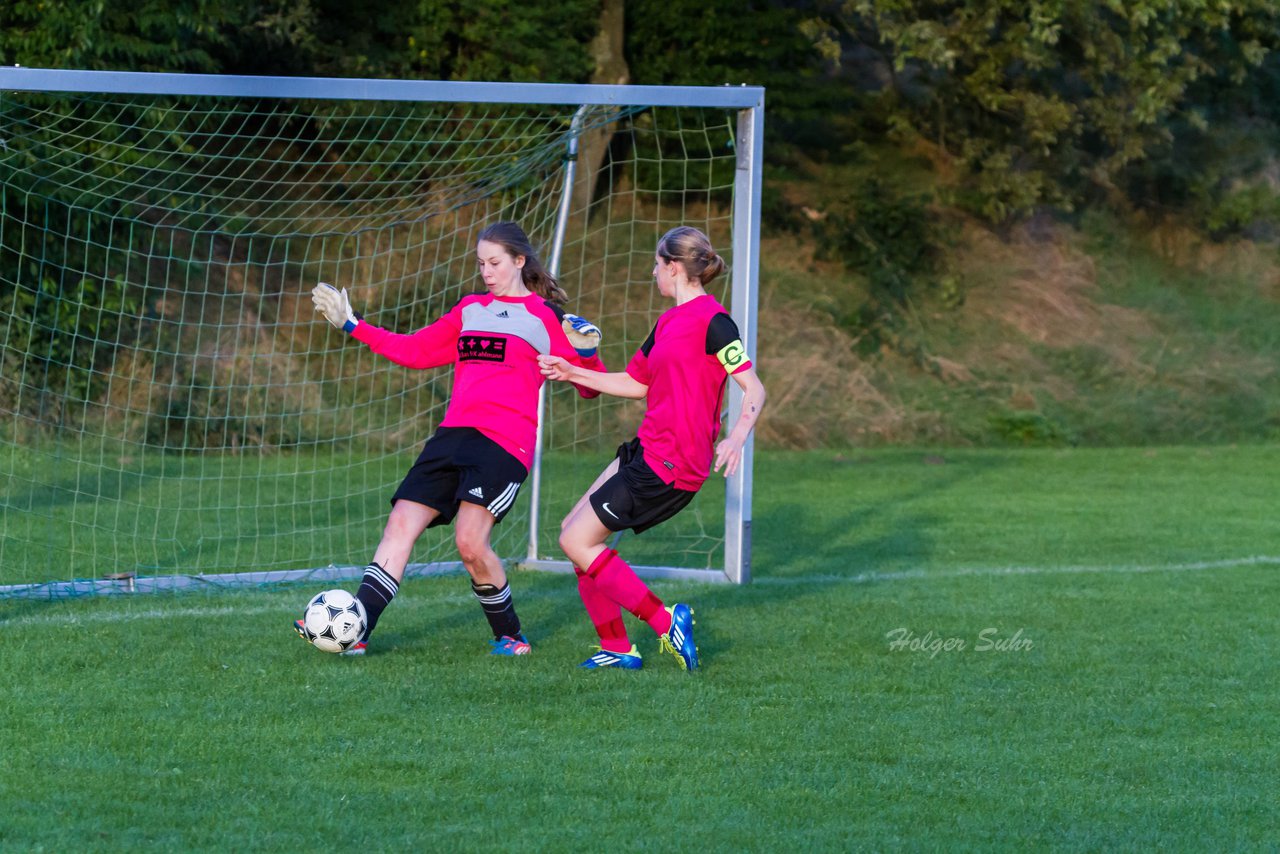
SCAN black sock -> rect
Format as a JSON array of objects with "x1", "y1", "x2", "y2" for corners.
[
  {"x1": 355, "y1": 562, "x2": 399, "y2": 641},
  {"x1": 471, "y1": 580, "x2": 522, "y2": 640}
]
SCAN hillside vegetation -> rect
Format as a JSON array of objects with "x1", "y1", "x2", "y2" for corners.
[
  {"x1": 5, "y1": 2, "x2": 1280, "y2": 449},
  {"x1": 757, "y1": 178, "x2": 1280, "y2": 448}
]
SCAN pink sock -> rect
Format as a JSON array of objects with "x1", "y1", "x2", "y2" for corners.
[
  {"x1": 586, "y1": 549, "x2": 672, "y2": 636},
  {"x1": 575, "y1": 566, "x2": 632, "y2": 653}
]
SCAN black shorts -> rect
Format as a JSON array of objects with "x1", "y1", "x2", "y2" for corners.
[
  {"x1": 392, "y1": 427, "x2": 528, "y2": 527},
  {"x1": 589, "y1": 437, "x2": 696, "y2": 535}
]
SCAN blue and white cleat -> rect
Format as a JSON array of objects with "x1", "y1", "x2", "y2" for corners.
[
  {"x1": 579, "y1": 645, "x2": 643, "y2": 669},
  {"x1": 490, "y1": 634, "x2": 532, "y2": 656},
  {"x1": 658, "y1": 603, "x2": 699, "y2": 671}
]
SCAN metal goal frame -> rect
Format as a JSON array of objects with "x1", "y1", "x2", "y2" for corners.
[{"x1": 0, "y1": 67, "x2": 763, "y2": 588}]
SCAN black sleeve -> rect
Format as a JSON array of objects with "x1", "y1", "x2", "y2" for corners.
[
  {"x1": 544, "y1": 299, "x2": 567, "y2": 322},
  {"x1": 705, "y1": 312, "x2": 743, "y2": 355},
  {"x1": 639, "y1": 324, "x2": 658, "y2": 357}
]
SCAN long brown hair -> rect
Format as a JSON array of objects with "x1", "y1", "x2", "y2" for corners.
[
  {"x1": 477, "y1": 221, "x2": 568, "y2": 304},
  {"x1": 657, "y1": 226, "x2": 725, "y2": 286}
]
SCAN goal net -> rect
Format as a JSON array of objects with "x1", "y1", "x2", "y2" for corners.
[{"x1": 0, "y1": 69, "x2": 762, "y2": 599}]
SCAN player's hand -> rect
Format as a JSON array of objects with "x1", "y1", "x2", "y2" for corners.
[
  {"x1": 312, "y1": 282, "x2": 359, "y2": 333},
  {"x1": 713, "y1": 437, "x2": 744, "y2": 478},
  {"x1": 538, "y1": 354, "x2": 574, "y2": 382},
  {"x1": 561, "y1": 313, "x2": 601, "y2": 357}
]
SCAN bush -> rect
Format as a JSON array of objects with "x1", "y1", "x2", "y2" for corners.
[
  {"x1": 812, "y1": 177, "x2": 950, "y2": 357},
  {"x1": 143, "y1": 349, "x2": 330, "y2": 453},
  {"x1": 0, "y1": 275, "x2": 140, "y2": 425}
]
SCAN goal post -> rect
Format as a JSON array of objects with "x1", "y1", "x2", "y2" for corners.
[{"x1": 0, "y1": 67, "x2": 763, "y2": 598}]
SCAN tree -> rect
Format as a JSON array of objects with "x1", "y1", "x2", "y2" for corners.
[
  {"x1": 0, "y1": 0, "x2": 237, "y2": 72},
  {"x1": 808, "y1": 0, "x2": 1280, "y2": 222},
  {"x1": 0, "y1": 1, "x2": 601, "y2": 82},
  {"x1": 574, "y1": 0, "x2": 630, "y2": 210},
  {"x1": 402, "y1": 0, "x2": 598, "y2": 82}
]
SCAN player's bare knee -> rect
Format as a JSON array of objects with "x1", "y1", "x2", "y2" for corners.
[
  {"x1": 558, "y1": 530, "x2": 591, "y2": 568},
  {"x1": 454, "y1": 531, "x2": 490, "y2": 567}
]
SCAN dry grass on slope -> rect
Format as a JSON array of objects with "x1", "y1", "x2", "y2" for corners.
[{"x1": 754, "y1": 216, "x2": 1280, "y2": 447}]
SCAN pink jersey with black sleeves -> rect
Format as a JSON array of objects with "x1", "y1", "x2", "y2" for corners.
[
  {"x1": 350, "y1": 292, "x2": 604, "y2": 470},
  {"x1": 625, "y1": 294, "x2": 752, "y2": 491}
]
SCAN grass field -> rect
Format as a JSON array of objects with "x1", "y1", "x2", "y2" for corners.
[
  {"x1": 0, "y1": 444, "x2": 730, "y2": 588},
  {"x1": 3, "y1": 446, "x2": 1278, "y2": 850}
]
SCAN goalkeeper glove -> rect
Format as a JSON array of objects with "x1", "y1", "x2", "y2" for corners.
[
  {"x1": 312, "y1": 282, "x2": 359, "y2": 333},
  {"x1": 561, "y1": 313, "x2": 602, "y2": 357}
]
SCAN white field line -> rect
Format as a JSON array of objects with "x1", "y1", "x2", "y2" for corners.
[
  {"x1": 4, "y1": 555, "x2": 1277, "y2": 629},
  {"x1": 751, "y1": 554, "x2": 1280, "y2": 586}
]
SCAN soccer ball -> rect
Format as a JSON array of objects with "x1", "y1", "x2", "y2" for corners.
[{"x1": 300, "y1": 589, "x2": 367, "y2": 653}]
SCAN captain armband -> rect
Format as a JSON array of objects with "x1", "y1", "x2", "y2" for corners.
[{"x1": 715, "y1": 339, "x2": 749, "y2": 373}]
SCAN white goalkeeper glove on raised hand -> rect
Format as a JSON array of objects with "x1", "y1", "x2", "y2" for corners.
[
  {"x1": 561, "y1": 313, "x2": 601, "y2": 357},
  {"x1": 312, "y1": 282, "x2": 359, "y2": 333}
]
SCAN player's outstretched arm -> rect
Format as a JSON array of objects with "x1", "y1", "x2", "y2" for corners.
[
  {"x1": 714, "y1": 366, "x2": 766, "y2": 478},
  {"x1": 538, "y1": 355, "x2": 648, "y2": 399},
  {"x1": 312, "y1": 282, "x2": 359, "y2": 333},
  {"x1": 313, "y1": 282, "x2": 461, "y2": 370}
]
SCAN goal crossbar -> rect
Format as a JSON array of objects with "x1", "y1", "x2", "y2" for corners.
[{"x1": 0, "y1": 67, "x2": 762, "y2": 109}]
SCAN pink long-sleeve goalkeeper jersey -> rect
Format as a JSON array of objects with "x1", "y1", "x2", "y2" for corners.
[
  {"x1": 350, "y1": 292, "x2": 604, "y2": 470},
  {"x1": 625, "y1": 293, "x2": 752, "y2": 491}
]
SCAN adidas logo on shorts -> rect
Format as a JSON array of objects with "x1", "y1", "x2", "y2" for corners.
[{"x1": 469, "y1": 486, "x2": 484, "y2": 498}]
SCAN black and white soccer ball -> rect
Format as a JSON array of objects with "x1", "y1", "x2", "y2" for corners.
[{"x1": 300, "y1": 589, "x2": 367, "y2": 653}]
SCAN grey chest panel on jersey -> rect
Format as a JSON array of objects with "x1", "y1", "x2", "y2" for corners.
[{"x1": 460, "y1": 301, "x2": 552, "y2": 355}]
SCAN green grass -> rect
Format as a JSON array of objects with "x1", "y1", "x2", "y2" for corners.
[
  {"x1": 0, "y1": 447, "x2": 728, "y2": 587},
  {"x1": 3, "y1": 447, "x2": 1279, "y2": 850}
]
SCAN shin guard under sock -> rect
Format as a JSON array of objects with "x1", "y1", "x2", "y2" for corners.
[
  {"x1": 471, "y1": 580, "x2": 523, "y2": 640},
  {"x1": 575, "y1": 565, "x2": 631, "y2": 653},
  {"x1": 586, "y1": 549, "x2": 672, "y2": 636}
]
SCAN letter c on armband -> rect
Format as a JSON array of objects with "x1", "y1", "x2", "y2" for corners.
[{"x1": 716, "y1": 339, "x2": 746, "y2": 372}]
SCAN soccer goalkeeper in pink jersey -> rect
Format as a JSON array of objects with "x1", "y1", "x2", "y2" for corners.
[
  {"x1": 538, "y1": 226, "x2": 767, "y2": 671},
  {"x1": 301, "y1": 221, "x2": 605, "y2": 656}
]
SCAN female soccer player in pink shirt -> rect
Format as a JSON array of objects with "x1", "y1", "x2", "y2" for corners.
[
  {"x1": 538, "y1": 226, "x2": 767, "y2": 670},
  {"x1": 304, "y1": 221, "x2": 605, "y2": 656}
]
